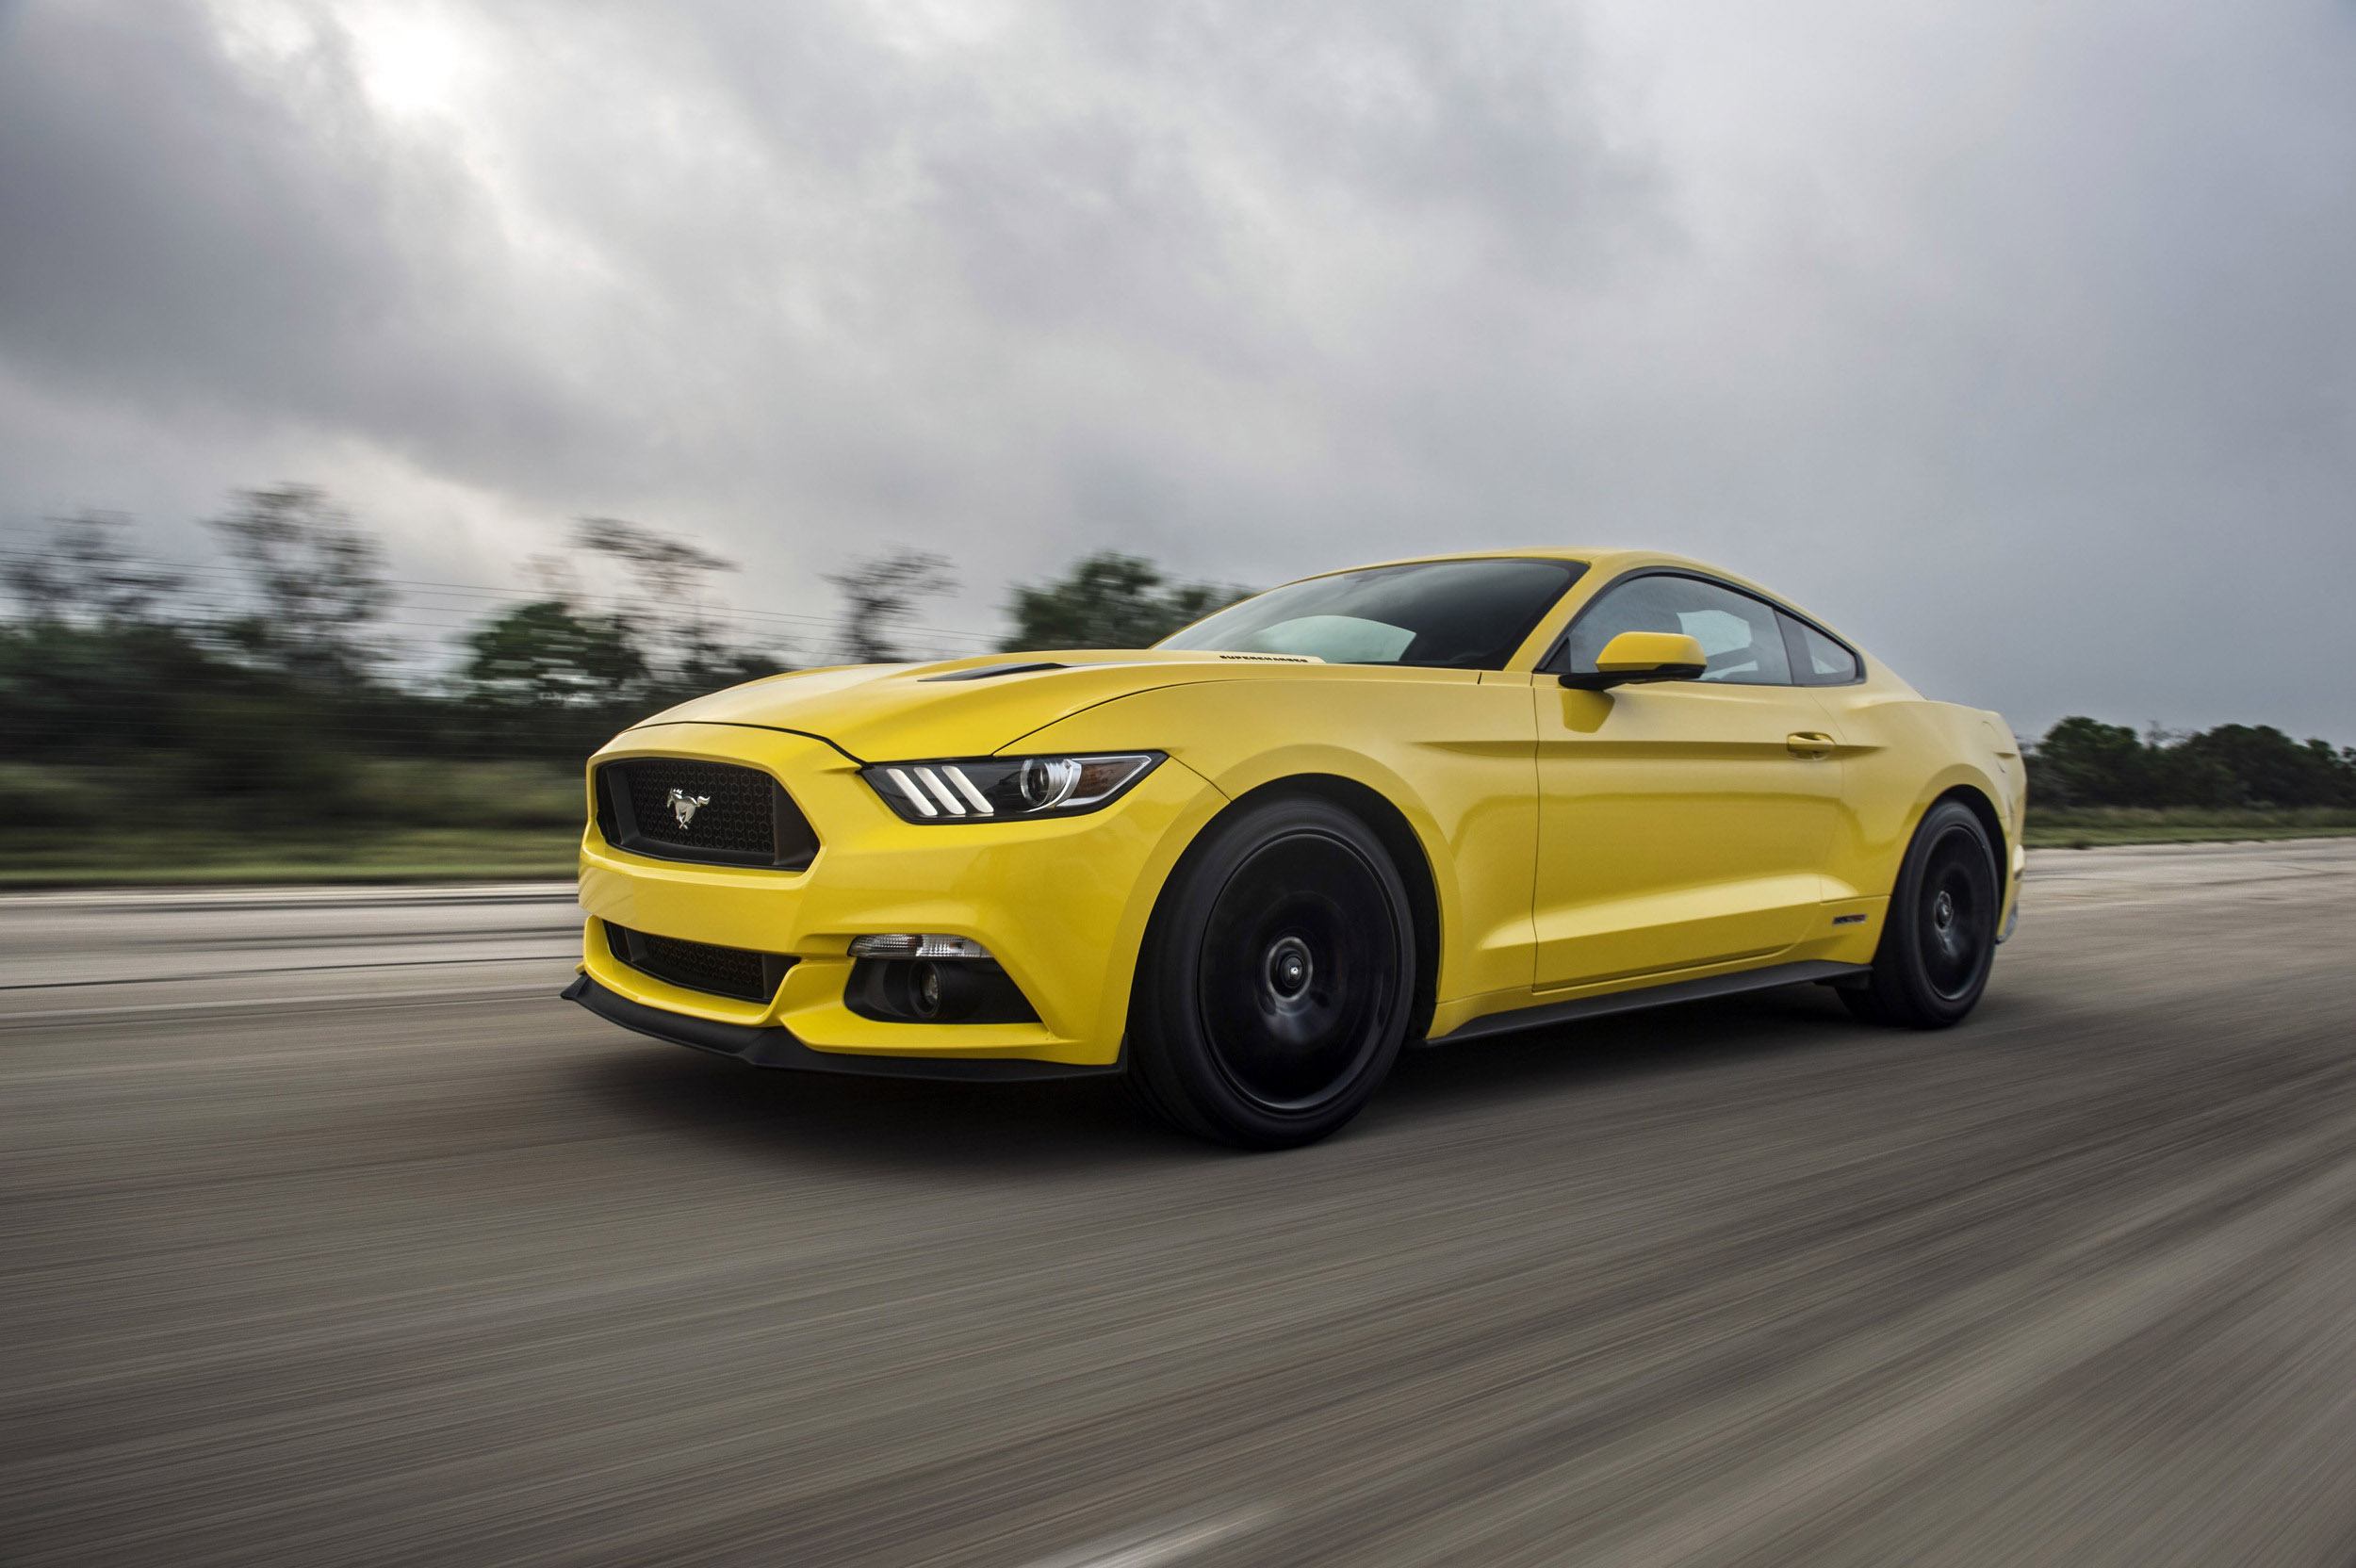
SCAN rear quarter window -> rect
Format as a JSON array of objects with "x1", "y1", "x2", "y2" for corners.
[{"x1": 1780, "y1": 613, "x2": 1861, "y2": 685}]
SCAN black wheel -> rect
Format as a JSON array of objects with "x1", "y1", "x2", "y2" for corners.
[
  {"x1": 1126, "y1": 795, "x2": 1414, "y2": 1149},
  {"x1": 1842, "y1": 799, "x2": 2001, "y2": 1029}
]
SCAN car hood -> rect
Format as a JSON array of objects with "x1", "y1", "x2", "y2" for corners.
[{"x1": 626, "y1": 649, "x2": 1319, "y2": 760}]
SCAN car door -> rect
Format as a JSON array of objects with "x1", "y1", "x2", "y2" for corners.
[{"x1": 1530, "y1": 572, "x2": 1843, "y2": 989}]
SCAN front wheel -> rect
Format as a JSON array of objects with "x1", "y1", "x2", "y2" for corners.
[
  {"x1": 1126, "y1": 796, "x2": 1415, "y2": 1149},
  {"x1": 1842, "y1": 798, "x2": 2001, "y2": 1029}
]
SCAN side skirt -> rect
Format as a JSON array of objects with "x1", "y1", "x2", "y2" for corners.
[
  {"x1": 561, "y1": 974, "x2": 1121, "y2": 1083},
  {"x1": 1424, "y1": 959, "x2": 1871, "y2": 1047}
]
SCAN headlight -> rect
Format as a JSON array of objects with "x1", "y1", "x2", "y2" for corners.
[{"x1": 860, "y1": 752, "x2": 1163, "y2": 823}]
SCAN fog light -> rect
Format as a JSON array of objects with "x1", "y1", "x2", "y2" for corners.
[{"x1": 848, "y1": 933, "x2": 994, "y2": 961}]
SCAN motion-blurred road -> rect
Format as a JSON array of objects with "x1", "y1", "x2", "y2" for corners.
[{"x1": 7, "y1": 841, "x2": 2356, "y2": 1567}]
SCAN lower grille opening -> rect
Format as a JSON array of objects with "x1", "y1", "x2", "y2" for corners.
[
  {"x1": 844, "y1": 958, "x2": 1040, "y2": 1025},
  {"x1": 605, "y1": 922, "x2": 794, "y2": 1004}
]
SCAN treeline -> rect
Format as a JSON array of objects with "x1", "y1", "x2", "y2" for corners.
[
  {"x1": 12, "y1": 490, "x2": 2353, "y2": 836},
  {"x1": 0, "y1": 488, "x2": 1241, "y2": 834},
  {"x1": 2026, "y1": 717, "x2": 2356, "y2": 810}
]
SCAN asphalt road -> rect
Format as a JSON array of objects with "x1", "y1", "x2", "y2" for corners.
[{"x1": 7, "y1": 841, "x2": 2356, "y2": 1567}]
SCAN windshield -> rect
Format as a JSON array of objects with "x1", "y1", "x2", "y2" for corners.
[{"x1": 1158, "y1": 558, "x2": 1585, "y2": 669}]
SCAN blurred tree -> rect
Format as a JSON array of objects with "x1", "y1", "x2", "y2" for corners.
[
  {"x1": 2, "y1": 511, "x2": 185, "y2": 626},
  {"x1": 2171, "y1": 724, "x2": 2351, "y2": 808},
  {"x1": 207, "y1": 485, "x2": 393, "y2": 688},
  {"x1": 666, "y1": 638, "x2": 790, "y2": 696},
  {"x1": 2146, "y1": 743, "x2": 2244, "y2": 808},
  {"x1": 827, "y1": 547, "x2": 955, "y2": 663},
  {"x1": 570, "y1": 516, "x2": 787, "y2": 686},
  {"x1": 2, "y1": 513, "x2": 238, "y2": 768},
  {"x1": 2029, "y1": 717, "x2": 2149, "y2": 806},
  {"x1": 0, "y1": 615, "x2": 230, "y2": 759},
  {"x1": 1000, "y1": 552, "x2": 1248, "y2": 650},
  {"x1": 462, "y1": 599, "x2": 648, "y2": 708},
  {"x1": 2031, "y1": 715, "x2": 2356, "y2": 809},
  {"x1": 574, "y1": 516, "x2": 736, "y2": 600}
]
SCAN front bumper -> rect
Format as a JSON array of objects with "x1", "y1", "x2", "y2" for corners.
[
  {"x1": 561, "y1": 974, "x2": 1120, "y2": 1080},
  {"x1": 574, "y1": 722, "x2": 1221, "y2": 1068}
]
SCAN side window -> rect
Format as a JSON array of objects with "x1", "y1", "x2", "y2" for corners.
[
  {"x1": 1553, "y1": 575, "x2": 1793, "y2": 685},
  {"x1": 1780, "y1": 613, "x2": 1860, "y2": 685}
]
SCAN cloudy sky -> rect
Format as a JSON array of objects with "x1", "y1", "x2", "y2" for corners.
[{"x1": 3, "y1": 0, "x2": 2352, "y2": 736}]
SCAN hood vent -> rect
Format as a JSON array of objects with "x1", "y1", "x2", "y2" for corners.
[{"x1": 918, "y1": 662, "x2": 1068, "y2": 682}]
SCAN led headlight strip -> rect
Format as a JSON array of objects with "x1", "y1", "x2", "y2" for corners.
[{"x1": 860, "y1": 753, "x2": 1163, "y2": 823}]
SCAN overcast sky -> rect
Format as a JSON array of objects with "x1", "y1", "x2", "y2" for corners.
[{"x1": 3, "y1": 0, "x2": 2352, "y2": 737}]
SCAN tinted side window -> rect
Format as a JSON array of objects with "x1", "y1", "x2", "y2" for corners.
[
  {"x1": 1781, "y1": 613, "x2": 1860, "y2": 685},
  {"x1": 1554, "y1": 575, "x2": 1793, "y2": 686}
]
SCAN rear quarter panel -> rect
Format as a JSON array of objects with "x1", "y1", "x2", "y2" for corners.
[{"x1": 1811, "y1": 676, "x2": 2026, "y2": 910}]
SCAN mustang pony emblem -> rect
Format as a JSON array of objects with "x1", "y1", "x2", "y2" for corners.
[{"x1": 666, "y1": 788, "x2": 712, "y2": 830}]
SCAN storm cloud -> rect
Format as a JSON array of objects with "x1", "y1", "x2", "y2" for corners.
[{"x1": 3, "y1": 0, "x2": 2353, "y2": 734}]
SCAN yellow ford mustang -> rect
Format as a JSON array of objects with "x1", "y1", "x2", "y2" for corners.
[{"x1": 564, "y1": 549, "x2": 2024, "y2": 1147}]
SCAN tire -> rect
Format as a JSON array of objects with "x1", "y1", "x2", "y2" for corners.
[
  {"x1": 1126, "y1": 795, "x2": 1415, "y2": 1149},
  {"x1": 1842, "y1": 798, "x2": 2001, "y2": 1029}
]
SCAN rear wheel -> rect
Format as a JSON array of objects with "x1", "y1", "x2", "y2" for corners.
[
  {"x1": 1126, "y1": 796, "x2": 1414, "y2": 1149},
  {"x1": 1842, "y1": 799, "x2": 2000, "y2": 1029}
]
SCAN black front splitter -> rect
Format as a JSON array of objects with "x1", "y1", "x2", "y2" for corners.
[{"x1": 561, "y1": 973, "x2": 1119, "y2": 1082}]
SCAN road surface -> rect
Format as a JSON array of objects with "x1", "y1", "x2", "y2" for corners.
[{"x1": 7, "y1": 841, "x2": 2356, "y2": 1566}]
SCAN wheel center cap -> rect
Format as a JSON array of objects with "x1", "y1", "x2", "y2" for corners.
[
  {"x1": 1267, "y1": 936, "x2": 1314, "y2": 999},
  {"x1": 1932, "y1": 890, "x2": 1955, "y2": 931}
]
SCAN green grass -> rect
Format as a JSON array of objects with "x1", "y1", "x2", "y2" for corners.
[
  {"x1": 0, "y1": 759, "x2": 584, "y2": 887},
  {"x1": 2022, "y1": 807, "x2": 2356, "y2": 849},
  {"x1": 0, "y1": 827, "x2": 581, "y2": 887}
]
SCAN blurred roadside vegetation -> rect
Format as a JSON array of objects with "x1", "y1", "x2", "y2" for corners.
[
  {"x1": 2020, "y1": 715, "x2": 2356, "y2": 849},
  {"x1": 5, "y1": 493, "x2": 2352, "y2": 883},
  {"x1": 1001, "y1": 552, "x2": 1249, "y2": 650},
  {"x1": 0, "y1": 496, "x2": 1245, "y2": 884}
]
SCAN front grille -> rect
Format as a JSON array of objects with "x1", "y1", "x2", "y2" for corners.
[
  {"x1": 606, "y1": 922, "x2": 794, "y2": 1004},
  {"x1": 595, "y1": 758, "x2": 819, "y2": 870}
]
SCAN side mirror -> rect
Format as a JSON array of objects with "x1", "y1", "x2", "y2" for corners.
[{"x1": 1557, "y1": 631, "x2": 1710, "y2": 690}]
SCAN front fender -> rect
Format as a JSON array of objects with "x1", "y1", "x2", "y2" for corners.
[{"x1": 1014, "y1": 670, "x2": 1540, "y2": 1005}]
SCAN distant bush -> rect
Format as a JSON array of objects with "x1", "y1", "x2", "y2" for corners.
[{"x1": 2029, "y1": 718, "x2": 2356, "y2": 809}]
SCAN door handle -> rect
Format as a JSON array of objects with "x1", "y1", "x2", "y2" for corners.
[{"x1": 1786, "y1": 731, "x2": 1836, "y2": 760}]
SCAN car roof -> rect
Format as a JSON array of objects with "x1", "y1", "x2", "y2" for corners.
[{"x1": 1289, "y1": 547, "x2": 1775, "y2": 596}]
